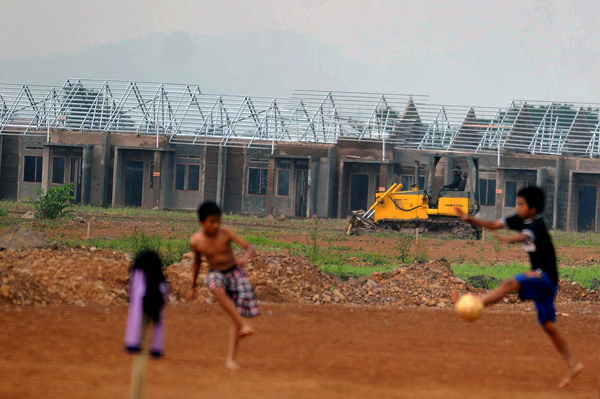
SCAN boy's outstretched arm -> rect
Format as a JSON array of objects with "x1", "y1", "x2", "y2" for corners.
[
  {"x1": 227, "y1": 229, "x2": 255, "y2": 266},
  {"x1": 454, "y1": 207, "x2": 504, "y2": 230},
  {"x1": 493, "y1": 232, "x2": 529, "y2": 244}
]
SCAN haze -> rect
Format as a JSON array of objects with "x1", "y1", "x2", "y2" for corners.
[{"x1": 0, "y1": 0, "x2": 597, "y2": 105}]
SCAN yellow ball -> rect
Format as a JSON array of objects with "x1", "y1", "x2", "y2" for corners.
[{"x1": 455, "y1": 294, "x2": 484, "y2": 322}]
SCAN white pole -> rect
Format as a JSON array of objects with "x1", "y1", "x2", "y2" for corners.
[{"x1": 497, "y1": 142, "x2": 500, "y2": 166}]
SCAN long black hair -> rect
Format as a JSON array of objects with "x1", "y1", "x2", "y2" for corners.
[{"x1": 132, "y1": 250, "x2": 166, "y2": 323}]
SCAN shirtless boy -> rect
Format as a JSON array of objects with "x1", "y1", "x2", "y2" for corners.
[{"x1": 188, "y1": 201, "x2": 259, "y2": 370}]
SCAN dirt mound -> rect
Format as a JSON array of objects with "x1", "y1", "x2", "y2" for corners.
[
  {"x1": 348, "y1": 259, "x2": 485, "y2": 307},
  {"x1": 0, "y1": 247, "x2": 130, "y2": 306},
  {"x1": 558, "y1": 280, "x2": 600, "y2": 302},
  {"x1": 0, "y1": 226, "x2": 57, "y2": 251},
  {"x1": 1, "y1": 247, "x2": 598, "y2": 308}
]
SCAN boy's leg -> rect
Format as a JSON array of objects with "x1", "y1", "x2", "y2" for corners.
[
  {"x1": 225, "y1": 321, "x2": 242, "y2": 370},
  {"x1": 481, "y1": 278, "x2": 520, "y2": 306},
  {"x1": 212, "y1": 287, "x2": 254, "y2": 337},
  {"x1": 541, "y1": 321, "x2": 583, "y2": 388}
]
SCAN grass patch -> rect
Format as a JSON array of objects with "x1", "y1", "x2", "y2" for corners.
[
  {"x1": 452, "y1": 263, "x2": 600, "y2": 290},
  {"x1": 560, "y1": 267, "x2": 600, "y2": 290},
  {"x1": 66, "y1": 231, "x2": 189, "y2": 266},
  {"x1": 553, "y1": 231, "x2": 600, "y2": 248},
  {"x1": 452, "y1": 262, "x2": 530, "y2": 289},
  {"x1": 245, "y1": 234, "x2": 397, "y2": 280}
]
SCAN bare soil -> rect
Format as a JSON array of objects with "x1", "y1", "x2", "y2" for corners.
[
  {"x1": 1, "y1": 303, "x2": 600, "y2": 399},
  {"x1": 1, "y1": 214, "x2": 599, "y2": 265}
]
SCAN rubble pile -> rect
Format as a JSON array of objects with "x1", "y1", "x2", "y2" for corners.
[
  {"x1": 0, "y1": 238, "x2": 598, "y2": 308},
  {"x1": 0, "y1": 247, "x2": 131, "y2": 307},
  {"x1": 558, "y1": 280, "x2": 600, "y2": 302}
]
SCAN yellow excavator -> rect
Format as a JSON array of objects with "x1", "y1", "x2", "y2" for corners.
[{"x1": 347, "y1": 154, "x2": 481, "y2": 239}]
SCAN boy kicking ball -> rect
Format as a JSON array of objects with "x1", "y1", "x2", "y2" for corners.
[
  {"x1": 455, "y1": 186, "x2": 583, "y2": 389},
  {"x1": 188, "y1": 201, "x2": 260, "y2": 370}
]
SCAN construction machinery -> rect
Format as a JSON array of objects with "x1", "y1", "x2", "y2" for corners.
[{"x1": 347, "y1": 154, "x2": 481, "y2": 238}]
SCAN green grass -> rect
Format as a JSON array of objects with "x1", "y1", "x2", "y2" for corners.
[
  {"x1": 65, "y1": 232, "x2": 190, "y2": 266},
  {"x1": 245, "y1": 234, "x2": 397, "y2": 279},
  {"x1": 553, "y1": 231, "x2": 600, "y2": 248},
  {"x1": 452, "y1": 262, "x2": 600, "y2": 290},
  {"x1": 452, "y1": 263, "x2": 528, "y2": 289},
  {"x1": 560, "y1": 267, "x2": 600, "y2": 290}
]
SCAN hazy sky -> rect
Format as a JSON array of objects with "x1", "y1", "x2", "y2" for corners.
[{"x1": 1, "y1": 0, "x2": 598, "y2": 105}]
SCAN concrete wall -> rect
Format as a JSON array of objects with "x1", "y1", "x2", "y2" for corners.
[
  {"x1": 2, "y1": 130, "x2": 600, "y2": 228},
  {"x1": 223, "y1": 147, "x2": 245, "y2": 214},
  {"x1": 203, "y1": 146, "x2": 219, "y2": 203}
]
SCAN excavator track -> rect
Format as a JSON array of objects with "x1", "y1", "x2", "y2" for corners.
[{"x1": 349, "y1": 212, "x2": 480, "y2": 239}]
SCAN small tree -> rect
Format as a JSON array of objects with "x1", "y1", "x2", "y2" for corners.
[{"x1": 27, "y1": 183, "x2": 75, "y2": 219}]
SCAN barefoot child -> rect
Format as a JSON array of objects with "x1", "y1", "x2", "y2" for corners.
[
  {"x1": 455, "y1": 186, "x2": 583, "y2": 389},
  {"x1": 125, "y1": 251, "x2": 168, "y2": 399},
  {"x1": 188, "y1": 201, "x2": 259, "y2": 370}
]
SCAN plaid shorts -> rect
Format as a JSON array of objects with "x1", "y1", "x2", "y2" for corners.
[{"x1": 205, "y1": 266, "x2": 260, "y2": 318}]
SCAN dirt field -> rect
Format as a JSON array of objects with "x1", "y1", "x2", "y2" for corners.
[
  {"x1": 2, "y1": 206, "x2": 600, "y2": 398},
  {"x1": 2, "y1": 205, "x2": 600, "y2": 266},
  {"x1": 2, "y1": 303, "x2": 600, "y2": 399}
]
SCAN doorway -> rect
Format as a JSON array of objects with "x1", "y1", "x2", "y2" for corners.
[
  {"x1": 295, "y1": 170, "x2": 308, "y2": 217},
  {"x1": 70, "y1": 158, "x2": 83, "y2": 204},
  {"x1": 577, "y1": 186, "x2": 597, "y2": 231},
  {"x1": 125, "y1": 161, "x2": 144, "y2": 207},
  {"x1": 350, "y1": 174, "x2": 370, "y2": 211}
]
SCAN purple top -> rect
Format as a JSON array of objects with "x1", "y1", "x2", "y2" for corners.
[{"x1": 124, "y1": 269, "x2": 168, "y2": 357}]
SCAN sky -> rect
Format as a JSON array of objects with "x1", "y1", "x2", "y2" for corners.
[{"x1": 0, "y1": 0, "x2": 598, "y2": 106}]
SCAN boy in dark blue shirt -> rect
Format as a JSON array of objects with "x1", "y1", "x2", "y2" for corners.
[{"x1": 455, "y1": 186, "x2": 583, "y2": 389}]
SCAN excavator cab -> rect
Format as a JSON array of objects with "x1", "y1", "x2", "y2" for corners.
[{"x1": 424, "y1": 154, "x2": 480, "y2": 217}]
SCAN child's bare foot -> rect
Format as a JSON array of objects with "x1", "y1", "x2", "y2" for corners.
[
  {"x1": 225, "y1": 359, "x2": 242, "y2": 370},
  {"x1": 558, "y1": 362, "x2": 584, "y2": 389},
  {"x1": 238, "y1": 324, "x2": 254, "y2": 339}
]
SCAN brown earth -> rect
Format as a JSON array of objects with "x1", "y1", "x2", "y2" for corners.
[
  {"x1": 1, "y1": 303, "x2": 600, "y2": 399},
  {"x1": 2, "y1": 214, "x2": 600, "y2": 266},
  {"x1": 1, "y1": 220, "x2": 600, "y2": 398},
  {"x1": 1, "y1": 246, "x2": 598, "y2": 309}
]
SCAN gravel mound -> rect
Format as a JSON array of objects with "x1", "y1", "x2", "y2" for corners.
[
  {"x1": 0, "y1": 247, "x2": 597, "y2": 307},
  {"x1": 0, "y1": 226, "x2": 57, "y2": 251}
]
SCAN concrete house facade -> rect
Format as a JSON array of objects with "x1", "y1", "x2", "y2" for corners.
[{"x1": 1, "y1": 80, "x2": 599, "y2": 232}]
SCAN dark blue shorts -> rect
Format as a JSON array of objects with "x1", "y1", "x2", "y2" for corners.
[{"x1": 515, "y1": 270, "x2": 558, "y2": 325}]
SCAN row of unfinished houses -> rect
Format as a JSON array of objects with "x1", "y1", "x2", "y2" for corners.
[{"x1": 1, "y1": 79, "x2": 600, "y2": 231}]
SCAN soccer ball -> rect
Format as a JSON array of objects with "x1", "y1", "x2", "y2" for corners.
[{"x1": 455, "y1": 294, "x2": 484, "y2": 322}]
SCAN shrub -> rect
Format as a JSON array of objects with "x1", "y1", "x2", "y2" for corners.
[
  {"x1": 395, "y1": 233, "x2": 412, "y2": 263},
  {"x1": 26, "y1": 183, "x2": 75, "y2": 219},
  {"x1": 130, "y1": 229, "x2": 189, "y2": 266},
  {"x1": 0, "y1": 209, "x2": 7, "y2": 217},
  {"x1": 413, "y1": 240, "x2": 429, "y2": 262},
  {"x1": 309, "y1": 218, "x2": 320, "y2": 263},
  {"x1": 467, "y1": 275, "x2": 500, "y2": 290}
]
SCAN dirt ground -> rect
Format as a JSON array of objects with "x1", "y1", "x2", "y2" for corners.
[
  {"x1": 2, "y1": 303, "x2": 600, "y2": 399},
  {"x1": 2, "y1": 209, "x2": 600, "y2": 266}
]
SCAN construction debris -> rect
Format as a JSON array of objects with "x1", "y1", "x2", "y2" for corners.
[
  {"x1": 0, "y1": 247, "x2": 597, "y2": 308},
  {"x1": 0, "y1": 226, "x2": 57, "y2": 251}
]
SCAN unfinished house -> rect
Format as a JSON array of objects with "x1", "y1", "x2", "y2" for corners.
[{"x1": 1, "y1": 80, "x2": 600, "y2": 231}]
